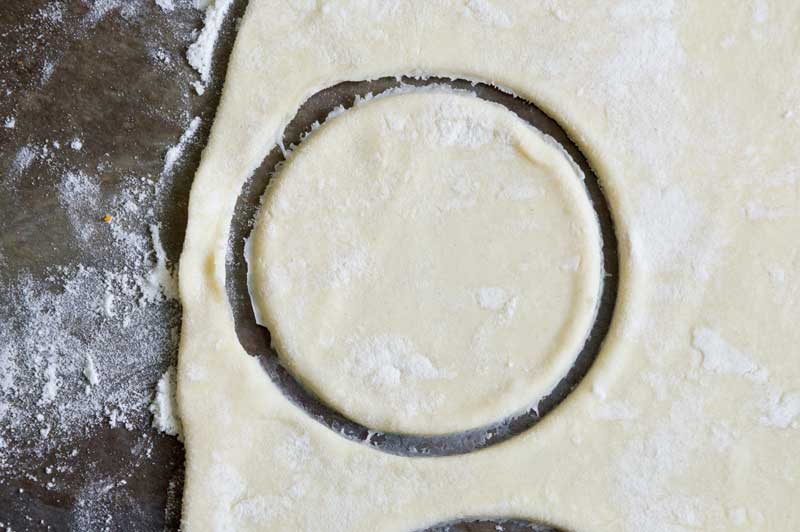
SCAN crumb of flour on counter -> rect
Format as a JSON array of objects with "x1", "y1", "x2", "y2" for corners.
[
  {"x1": 141, "y1": 224, "x2": 178, "y2": 304},
  {"x1": 191, "y1": 80, "x2": 205, "y2": 95},
  {"x1": 102, "y1": 290, "x2": 115, "y2": 318},
  {"x1": 149, "y1": 366, "x2": 183, "y2": 439},
  {"x1": 70, "y1": 138, "x2": 82, "y2": 151},
  {"x1": 83, "y1": 354, "x2": 100, "y2": 387},
  {"x1": 155, "y1": 0, "x2": 176, "y2": 11},
  {"x1": 186, "y1": 0, "x2": 234, "y2": 87},
  {"x1": 41, "y1": 60, "x2": 56, "y2": 84},
  {"x1": 57, "y1": 171, "x2": 100, "y2": 242},
  {"x1": 12, "y1": 145, "x2": 36, "y2": 174},
  {"x1": 4, "y1": 116, "x2": 15, "y2": 129},
  {"x1": 162, "y1": 116, "x2": 201, "y2": 177}
]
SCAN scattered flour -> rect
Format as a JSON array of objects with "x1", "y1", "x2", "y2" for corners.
[
  {"x1": 102, "y1": 291, "x2": 116, "y2": 318},
  {"x1": 142, "y1": 224, "x2": 179, "y2": 303},
  {"x1": 162, "y1": 116, "x2": 201, "y2": 176},
  {"x1": 760, "y1": 392, "x2": 800, "y2": 429},
  {"x1": 475, "y1": 287, "x2": 509, "y2": 311},
  {"x1": 41, "y1": 60, "x2": 56, "y2": 83},
  {"x1": 752, "y1": 0, "x2": 769, "y2": 24},
  {"x1": 346, "y1": 334, "x2": 450, "y2": 388},
  {"x1": 57, "y1": 171, "x2": 100, "y2": 242},
  {"x1": 591, "y1": 383, "x2": 639, "y2": 420},
  {"x1": 70, "y1": 477, "x2": 134, "y2": 531},
  {"x1": 12, "y1": 146, "x2": 36, "y2": 174},
  {"x1": 631, "y1": 183, "x2": 725, "y2": 280},
  {"x1": 2, "y1": 142, "x2": 185, "y2": 518},
  {"x1": 691, "y1": 326, "x2": 799, "y2": 430},
  {"x1": 768, "y1": 267, "x2": 786, "y2": 284},
  {"x1": 329, "y1": 247, "x2": 369, "y2": 287},
  {"x1": 149, "y1": 366, "x2": 183, "y2": 439},
  {"x1": 560, "y1": 255, "x2": 582, "y2": 272},
  {"x1": 381, "y1": 97, "x2": 503, "y2": 149},
  {"x1": 186, "y1": 0, "x2": 234, "y2": 85},
  {"x1": 155, "y1": 0, "x2": 176, "y2": 11},
  {"x1": 745, "y1": 200, "x2": 787, "y2": 220},
  {"x1": 0, "y1": 261, "x2": 180, "y2": 472},
  {"x1": 474, "y1": 286, "x2": 517, "y2": 323},
  {"x1": 610, "y1": 390, "x2": 712, "y2": 532},
  {"x1": 0, "y1": 0, "x2": 232, "y2": 527},
  {"x1": 39, "y1": 2, "x2": 65, "y2": 24},
  {"x1": 81, "y1": 0, "x2": 140, "y2": 29},
  {"x1": 191, "y1": 80, "x2": 206, "y2": 95},
  {"x1": 83, "y1": 354, "x2": 100, "y2": 387},
  {"x1": 343, "y1": 335, "x2": 451, "y2": 423},
  {"x1": 499, "y1": 182, "x2": 541, "y2": 201},
  {"x1": 592, "y1": 399, "x2": 640, "y2": 421},
  {"x1": 463, "y1": 0, "x2": 513, "y2": 28},
  {"x1": 691, "y1": 327, "x2": 769, "y2": 383},
  {"x1": 42, "y1": 360, "x2": 60, "y2": 404}
]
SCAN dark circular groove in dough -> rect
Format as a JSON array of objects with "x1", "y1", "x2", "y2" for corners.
[
  {"x1": 420, "y1": 516, "x2": 563, "y2": 532},
  {"x1": 226, "y1": 75, "x2": 619, "y2": 458}
]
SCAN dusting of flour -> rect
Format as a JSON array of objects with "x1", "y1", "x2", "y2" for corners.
[
  {"x1": 0, "y1": 0, "x2": 234, "y2": 526},
  {"x1": 149, "y1": 366, "x2": 184, "y2": 439},
  {"x1": 186, "y1": 0, "x2": 234, "y2": 88}
]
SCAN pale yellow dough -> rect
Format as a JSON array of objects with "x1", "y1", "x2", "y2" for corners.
[
  {"x1": 177, "y1": 1, "x2": 800, "y2": 531},
  {"x1": 248, "y1": 90, "x2": 602, "y2": 435}
]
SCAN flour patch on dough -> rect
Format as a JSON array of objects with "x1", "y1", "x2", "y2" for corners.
[
  {"x1": 759, "y1": 391, "x2": 800, "y2": 429},
  {"x1": 207, "y1": 460, "x2": 247, "y2": 530},
  {"x1": 610, "y1": 390, "x2": 719, "y2": 532},
  {"x1": 342, "y1": 334, "x2": 451, "y2": 421},
  {"x1": 691, "y1": 327, "x2": 768, "y2": 383},
  {"x1": 462, "y1": 0, "x2": 513, "y2": 28},
  {"x1": 752, "y1": 0, "x2": 770, "y2": 24},
  {"x1": 745, "y1": 200, "x2": 789, "y2": 221},
  {"x1": 328, "y1": 246, "x2": 371, "y2": 288},
  {"x1": 474, "y1": 287, "x2": 510, "y2": 311},
  {"x1": 591, "y1": 399, "x2": 640, "y2": 421},
  {"x1": 590, "y1": 0, "x2": 687, "y2": 180},
  {"x1": 630, "y1": 184, "x2": 726, "y2": 280},
  {"x1": 383, "y1": 97, "x2": 504, "y2": 148}
]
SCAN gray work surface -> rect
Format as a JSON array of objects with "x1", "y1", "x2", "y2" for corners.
[
  {"x1": 0, "y1": 2, "x2": 233, "y2": 530},
  {"x1": 0, "y1": 2, "x2": 609, "y2": 531}
]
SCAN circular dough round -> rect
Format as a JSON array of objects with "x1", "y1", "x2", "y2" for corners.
[{"x1": 248, "y1": 90, "x2": 602, "y2": 435}]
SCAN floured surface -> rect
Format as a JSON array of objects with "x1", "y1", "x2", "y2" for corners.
[
  {"x1": 0, "y1": 0, "x2": 242, "y2": 528},
  {"x1": 177, "y1": 1, "x2": 800, "y2": 531},
  {"x1": 250, "y1": 90, "x2": 601, "y2": 434}
]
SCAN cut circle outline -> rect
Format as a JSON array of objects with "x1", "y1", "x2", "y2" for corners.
[{"x1": 226, "y1": 76, "x2": 619, "y2": 457}]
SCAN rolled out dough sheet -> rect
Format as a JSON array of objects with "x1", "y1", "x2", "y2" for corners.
[{"x1": 177, "y1": 1, "x2": 800, "y2": 531}]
